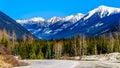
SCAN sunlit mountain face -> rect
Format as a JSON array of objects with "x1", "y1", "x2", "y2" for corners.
[{"x1": 17, "y1": 5, "x2": 120, "y2": 40}]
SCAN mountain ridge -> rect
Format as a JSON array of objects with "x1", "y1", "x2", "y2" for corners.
[
  {"x1": 16, "y1": 13, "x2": 84, "y2": 25},
  {"x1": 16, "y1": 5, "x2": 120, "y2": 40}
]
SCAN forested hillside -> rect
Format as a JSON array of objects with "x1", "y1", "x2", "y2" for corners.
[{"x1": 0, "y1": 29, "x2": 120, "y2": 59}]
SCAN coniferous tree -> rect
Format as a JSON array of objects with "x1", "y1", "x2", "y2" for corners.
[
  {"x1": 37, "y1": 49, "x2": 44, "y2": 59},
  {"x1": 0, "y1": 29, "x2": 9, "y2": 47}
]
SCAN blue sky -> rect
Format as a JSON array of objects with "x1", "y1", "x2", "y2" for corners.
[{"x1": 0, "y1": 0, "x2": 120, "y2": 20}]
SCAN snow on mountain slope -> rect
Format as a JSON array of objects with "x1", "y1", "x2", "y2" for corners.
[
  {"x1": 16, "y1": 17, "x2": 45, "y2": 24},
  {"x1": 17, "y1": 5, "x2": 120, "y2": 40},
  {"x1": 52, "y1": 5, "x2": 120, "y2": 40},
  {"x1": 17, "y1": 13, "x2": 84, "y2": 39},
  {"x1": 16, "y1": 17, "x2": 48, "y2": 27},
  {"x1": 64, "y1": 13, "x2": 84, "y2": 23},
  {"x1": 47, "y1": 16, "x2": 62, "y2": 24},
  {"x1": 84, "y1": 5, "x2": 120, "y2": 20},
  {"x1": 17, "y1": 13, "x2": 84, "y2": 25}
]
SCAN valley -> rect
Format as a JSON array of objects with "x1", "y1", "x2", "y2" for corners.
[{"x1": 0, "y1": 3, "x2": 120, "y2": 68}]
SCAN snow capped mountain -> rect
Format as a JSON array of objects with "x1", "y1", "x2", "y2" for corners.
[
  {"x1": 84, "y1": 5, "x2": 120, "y2": 20},
  {"x1": 16, "y1": 17, "x2": 45, "y2": 24},
  {"x1": 47, "y1": 16, "x2": 62, "y2": 24},
  {"x1": 64, "y1": 13, "x2": 84, "y2": 23},
  {"x1": 17, "y1": 13, "x2": 84, "y2": 39},
  {"x1": 17, "y1": 13, "x2": 84, "y2": 25},
  {"x1": 55, "y1": 5, "x2": 120, "y2": 39},
  {"x1": 97, "y1": 5, "x2": 120, "y2": 16},
  {"x1": 30, "y1": 17, "x2": 45, "y2": 22},
  {"x1": 17, "y1": 5, "x2": 120, "y2": 40}
]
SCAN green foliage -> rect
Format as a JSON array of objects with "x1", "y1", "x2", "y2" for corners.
[
  {"x1": 29, "y1": 52, "x2": 36, "y2": 59},
  {"x1": 0, "y1": 30, "x2": 10, "y2": 47},
  {"x1": 37, "y1": 50, "x2": 44, "y2": 59},
  {"x1": 0, "y1": 29, "x2": 120, "y2": 59}
]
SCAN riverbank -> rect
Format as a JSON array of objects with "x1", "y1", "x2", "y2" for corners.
[
  {"x1": 14, "y1": 60, "x2": 120, "y2": 68},
  {"x1": 14, "y1": 60, "x2": 77, "y2": 68},
  {"x1": 14, "y1": 52, "x2": 120, "y2": 68}
]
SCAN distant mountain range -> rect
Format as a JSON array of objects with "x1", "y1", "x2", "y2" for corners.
[
  {"x1": 17, "y1": 5, "x2": 120, "y2": 40},
  {"x1": 17, "y1": 13, "x2": 84, "y2": 39},
  {"x1": 0, "y1": 11, "x2": 33, "y2": 39}
]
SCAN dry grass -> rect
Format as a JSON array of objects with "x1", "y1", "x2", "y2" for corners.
[
  {"x1": 0, "y1": 45, "x2": 28, "y2": 67},
  {"x1": 0, "y1": 55, "x2": 12, "y2": 68}
]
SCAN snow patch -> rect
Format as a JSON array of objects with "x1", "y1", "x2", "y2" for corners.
[
  {"x1": 95, "y1": 22, "x2": 104, "y2": 27},
  {"x1": 32, "y1": 29, "x2": 42, "y2": 34},
  {"x1": 55, "y1": 29, "x2": 63, "y2": 32},
  {"x1": 62, "y1": 24, "x2": 69, "y2": 28},
  {"x1": 44, "y1": 30, "x2": 52, "y2": 34}
]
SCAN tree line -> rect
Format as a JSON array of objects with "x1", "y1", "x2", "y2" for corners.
[{"x1": 0, "y1": 29, "x2": 120, "y2": 59}]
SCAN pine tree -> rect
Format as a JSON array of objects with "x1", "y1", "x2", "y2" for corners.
[
  {"x1": 29, "y1": 52, "x2": 36, "y2": 59},
  {"x1": 37, "y1": 49, "x2": 44, "y2": 59},
  {"x1": 0, "y1": 29, "x2": 10, "y2": 48}
]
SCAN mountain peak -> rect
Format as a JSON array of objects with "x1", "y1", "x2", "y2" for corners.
[
  {"x1": 16, "y1": 5, "x2": 120, "y2": 40},
  {"x1": 47, "y1": 16, "x2": 62, "y2": 23},
  {"x1": 64, "y1": 13, "x2": 84, "y2": 23},
  {"x1": 98, "y1": 5, "x2": 120, "y2": 11},
  {"x1": 16, "y1": 17, "x2": 45, "y2": 24},
  {"x1": 98, "y1": 5, "x2": 109, "y2": 9},
  {"x1": 77, "y1": 13, "x2": 84, "y2": 15},
  {"x1": 29, "y1": 17, "x2": 45, "y2": 22},
  {"x1": 17, "y1": 13, "x2": 84, "y2": 25},
  {"x1": 84, "y1": 5, "x2": 120, "y2": 20},
  {"x1": 97, "y1": 5, "x2": 120, "y2": 17}
]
